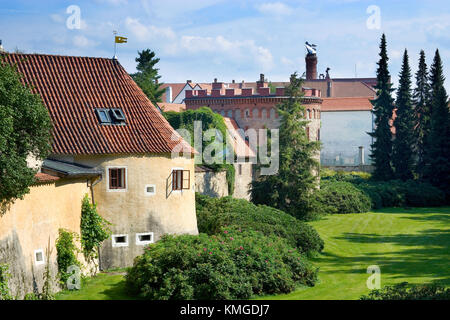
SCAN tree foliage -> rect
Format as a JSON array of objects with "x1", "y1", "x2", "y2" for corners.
[
  {"x1": 164, "y1": 107, "x2": 235, "y2": 195},
  {"x1": 392, "y1": 50, "x2": 415, "y2": 180},
  {"x1": 413, "y1": 50, "x2": 431, "y2": 178},
  {"x1": 368, "y1": 34, "x2": 395, "y2": 181},
  {"x1": 0, "y1": 58, "x2": 52, "y2": 213},
  {"x1": 422, "y1": 50, "x2": 450, "y2": 197},
  {"x1": 251, "y1": 73, "x2": 321, "y2": 220},
  {"x1": 131, "y1": 49, "x2": 165, "y2": 105}
]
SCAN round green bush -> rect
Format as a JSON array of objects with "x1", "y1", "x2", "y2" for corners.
[
  {"x1": 317, "y1": 180, "x2": 372, "y2": 214},
  {"x1": 126, "y1": 226, "x2": 318, "y2": 300},
  {"x1": 196, "y1": 194, "x2": 324, "y2": 254}
]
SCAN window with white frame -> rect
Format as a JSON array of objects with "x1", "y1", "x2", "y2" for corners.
[
  {"x1": 34, "y1": 249, "x2": 45, "y2": 265},
  {"x1": 112, "y1": 234, "x2": 129, "y2": 247},
  {"x1": 136, "y1": 232, "x2": 154, "y2": 245},
  {"x1": 145, "y1": 184, "x2": 156, "y2": 196}
]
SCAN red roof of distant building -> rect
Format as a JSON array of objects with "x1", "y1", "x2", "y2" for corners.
[
  {"x1": 158, "y1": 103, "x2": 186, "y2": 112},
  {"x1": 321, "y1": 97, "x2": 373, "y2": 111},
  {"x1": 34, "y1": 173, "x2": 60, "y2": 183},
  {"x1": 2, "y1": 53, "x2": 192, "y2": 155}
]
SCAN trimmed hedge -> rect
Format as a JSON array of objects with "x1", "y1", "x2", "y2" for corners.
[
  {"x1": 320, "y1": 171, "x2": 446, "y2": 210},
  {"x1": 316, "y1": 180, "x2": 372, "y2": 214},
  {"x1": 196, "y1": 194, "x2": 324, "y2": 254},
  {"x1": 126, "y1": 226, "x2": 318, "y2": 300},
  {"x1": 361, "y1": 282, "x2": 450, "y2": 300}
]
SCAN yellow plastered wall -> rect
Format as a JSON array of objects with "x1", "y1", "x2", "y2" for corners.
[
  {"x1": 0, "y1": 178, "x2": 91, "y2": 298},
  {"x1": 72, "y1": 153, "x2": 198, "y2": 269}
]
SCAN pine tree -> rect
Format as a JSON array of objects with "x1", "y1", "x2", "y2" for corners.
[
  {"x1": 251, "y1": 73, "x2": 321, "y2": 220},
  {"x1": 422, "y1": 49, "x2": 450, "y2": 196},
  {"x1": 392, "y1": 50, "x2": 415, "y2": 180},
  {"x1": 413, "y1": 50, "x2": 431, "y2": 178},
  {"x1": 131, "y1": 49, "x2": 165, "y2": 105},
  {"x1": 369, "y1": 34, "x2": 395, "y2": 181}
]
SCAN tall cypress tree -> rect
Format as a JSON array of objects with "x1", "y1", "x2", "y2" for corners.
[
  {"x1": 369, "y1": 34, "x2": 395, "y2": 180},
  {"x1": 413, "y1": 50, "x2": 431, "y2": 178},
  {"x1": 251, "y1": 73, "x2": 321, "y2": 221},
  {"x1": 422, "y1": 49, "x2": 450, "y2": 196},
  {"x1": 392, "y1": 50, "x2": 415, "y2": 180}
]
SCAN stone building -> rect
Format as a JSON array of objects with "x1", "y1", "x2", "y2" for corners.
[
  {"x1": 164, "y1": 48, "x2": 377, "y2": 168},
  {"x1": 0, "y1": 53, "x2": 198, "y2": 296}
]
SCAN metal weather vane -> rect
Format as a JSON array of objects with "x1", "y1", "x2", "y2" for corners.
[{"x1": 305, "y1": 41, "x2": 317, "y2": 55}]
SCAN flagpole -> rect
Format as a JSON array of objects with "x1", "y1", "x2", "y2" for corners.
[{"x1": 113, "y1": 30, "x2": 117, "y2": 58}]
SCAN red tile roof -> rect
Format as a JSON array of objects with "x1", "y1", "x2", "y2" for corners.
[
  {"x1": 223, "y1": 117, "x2": 256, "y2": 158},
  {"x1": 34, "y1": 172, "x2": 60, "y2": 183},
  {"x1": 2, "y1": 53, "x2": 192, "y2": 155},
  {"x1": 321, "y1": 97, "x2": 374, "y2": 111},
  {"x1": 158, "y1": 103, "x2": 186, "y2": 112}
]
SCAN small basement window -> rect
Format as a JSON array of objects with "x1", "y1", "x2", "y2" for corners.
[
  {"x1": 172, "y1": 169, "x2": 190, "y2": 191},
  {"x1": 136, "y1": 232, "x2": 154, "y2": 245},
  {"x1": 108, "y1": 167, "x2": 126, "y2": 191},
  {"x1": 145, "y1": 184, "x2": 156, "y2": 196},
  {"x1": 34, "y1": 249, "x2": 45, "y2": 266},
  {"x1": 112, "y1": 234, "x2": 128, "y2": 247}
]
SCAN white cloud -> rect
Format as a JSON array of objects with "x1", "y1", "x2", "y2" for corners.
[
  {"x1": 125, "y1": 17, "x2": 176, "y2": 42},
  {"x1": 256, "y1": 2, "x2": 293, "y2": 16},
  {"x1": 180, "y1": 35, "x2": 274, "y2": 71},
  {"x1": 73, "y1": 35, "x2": 98, "y2": 48}
]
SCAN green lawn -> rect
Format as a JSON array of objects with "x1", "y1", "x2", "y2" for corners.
[
  {"x1": 55, "y1": 271, "x2": 130, "y2": 300},
  {"x1": 263, "y1": 207, "x2": 450, "y2": 300},
  {"x1": 55, "y1": 207, "x2": 450, "y2": 300}
]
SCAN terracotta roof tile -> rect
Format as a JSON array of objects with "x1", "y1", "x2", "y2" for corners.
[
  {"x1": 158, "y1": 103, "x2": 186, "y2": 112},
  {"x1": 321, "y1": 97, "x2": 374, "y2": 111},
  {"x1": 2, "y1": 53, "x2": 192, "y2": 155},
  {"x1": 34, "y1": 172, "x2": 60, "y2": 183}
]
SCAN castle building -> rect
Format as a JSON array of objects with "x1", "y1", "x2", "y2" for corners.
[
  {"x1": 0, "y1": 53, "x2": 198, "y2": 296},
  {"x1": 164, "y1": 48, "x2": 376, "y2": 168}
]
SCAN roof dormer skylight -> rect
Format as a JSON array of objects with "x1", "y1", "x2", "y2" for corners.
[{"x1": 95, "y1": 108, "x2": 126, "y2": 125}]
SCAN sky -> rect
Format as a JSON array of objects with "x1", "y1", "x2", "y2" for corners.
[{"x1": 1, "y1": 0, "x2": 449, "y2": 92}]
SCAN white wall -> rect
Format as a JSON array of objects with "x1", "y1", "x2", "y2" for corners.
[{"x1": 320, "y1": 111, "x2": 373, "y2": 165}]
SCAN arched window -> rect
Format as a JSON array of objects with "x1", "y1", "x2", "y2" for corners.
[
  {"x1": 261, "y1": 108, "x2": 267, "y2": 119},
  {"x1": 269, "y1": 108, "x2": 276, "y2": 119},
  {"x1": 227, "y1": 110, "x2": 233, "y2": 118},
  {"x1": 235, "y1": 109, "x2": 241, "y2": 119},
  {"x1": 245, "y1": 109, "x2": 250, "y2": 118},
  {"x1": 253, "y1": 108, "x2": 259, "y2": 118}
]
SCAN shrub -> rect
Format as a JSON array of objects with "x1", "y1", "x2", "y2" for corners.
[
  {"x1": 56, "y1": 229, "x2": 80, "y2": 287},
  {"x1": 357, "y1": 180, "x2": 445, "y2": 209},
  {"x1": 316, "y1": 180, "x2": 372, "y2": 214},
  {"x1": 0, "y1": 264, "x2": 11, "y2": 300},
  {"x1": 361, "y1": 282, "x2": 450, "y2": 300},
  {"x1": 126, "y1": 226, "x2": 318, "y2": 300},
  {"x1": 196, "y1": 194, "x2": 324, "y2": 254}
]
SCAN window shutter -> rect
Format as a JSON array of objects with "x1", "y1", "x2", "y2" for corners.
[
  {"x1": 182, "y1": 170, "x2": 190, "y2": 190},
  {"x1": 172, "y1": 170, "x2": 177, "y2": 190}
]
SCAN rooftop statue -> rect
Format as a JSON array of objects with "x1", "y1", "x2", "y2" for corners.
[{"x1": 305, "y1": 41, "x2": 317, "y2": 55}]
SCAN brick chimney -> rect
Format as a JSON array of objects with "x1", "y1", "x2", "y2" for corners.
[
  {"x1": 257, "y1": 73, "x2": 267, "y2": 88},
  {"x1": 305, "y1": 53, "x2": 318, "y2": 80}
]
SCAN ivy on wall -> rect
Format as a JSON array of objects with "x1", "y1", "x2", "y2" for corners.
[
  {"x1": 56, "y1": 229, "x2": 80, "y2": 287},
  {"x1": 80, "y1": 194, "x2": 111, "y2": 274}
]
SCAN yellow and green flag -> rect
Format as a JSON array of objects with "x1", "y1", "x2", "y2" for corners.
[{"x1": 115, "y1": 36, "x2": 128, "y2": 44}]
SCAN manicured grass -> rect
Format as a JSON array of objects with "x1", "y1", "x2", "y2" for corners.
[
  {"x1": 55, "y1": 271, "x2": 129, "y2": 300},
  {"x1": 56, "y1": 207, "x2": 450, "y2": 300},
  {"x1": 262, "y1": 207, "x2": 450, "y2": 300}
]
